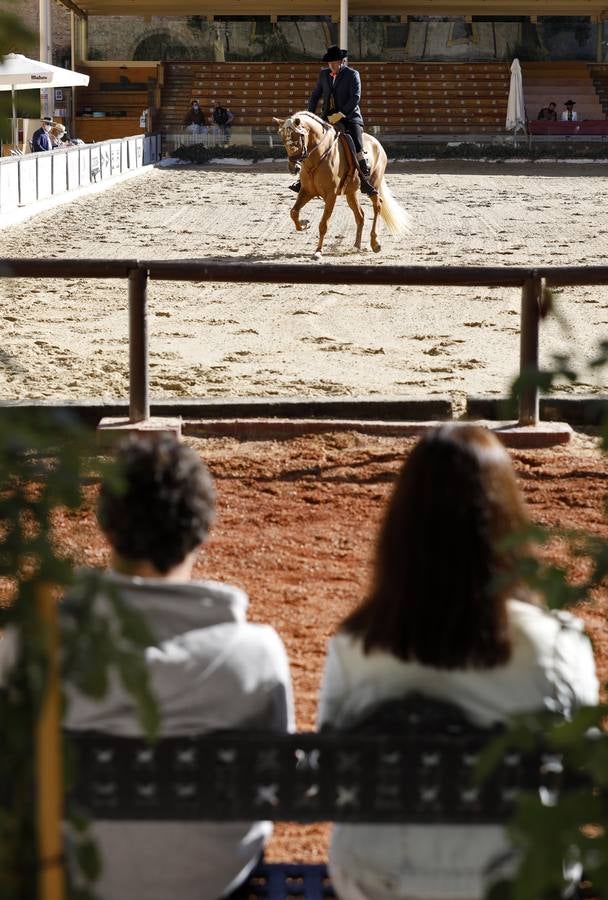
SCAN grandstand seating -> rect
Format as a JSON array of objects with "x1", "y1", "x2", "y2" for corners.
[
  {"x1": 522, "y1": 61, "x2": 604, "y2": 121},
  {"x1": 159, "y1": 60, "x2": 510, "y2": 137},
  {"x1": 589, "y1": 64, "x2": 608, "y2": 116},
  {"x1": 73, "y1": 60, "x2": 608, "y2": 144}
]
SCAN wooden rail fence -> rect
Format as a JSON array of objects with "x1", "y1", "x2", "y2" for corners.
[{"x1": 3, "y1": 259, "x2": 607, "y2": 427}]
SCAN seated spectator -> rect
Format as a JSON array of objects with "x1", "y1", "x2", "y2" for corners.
[
  {"x1": 49, "y1": 123, "x2": 67, "y2": 147},
  {"x1": 318, "y1": 424, "x2": 597, "y2": 900},
  {"x1": 537, "y1": 101, "x2": 557, "y2": 120},
  {"x1": 562, "y1": 99, "x2": 578, "y2": 121},
  {"x1": 183, "y1": 98, "x2": 207, "y2": 133},
  {"x1": 31, "y1": 116, "x2": 54, "y2": 152},
  {"x1": 63, "y1": 434, "x2": 294, "y2": 900},
  {"x1": 212, "y1": 101, "x2": 234, "y2": 143}
]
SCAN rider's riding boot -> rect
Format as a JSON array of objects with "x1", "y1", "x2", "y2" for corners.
[
  {"x1": 357, "y1": 156, "x2": 371, "y2": 176},
  {"x1": 289, "y1": 180, "x2": 301, "y2": 192},
  {"x1": 359, "y1": 176, "x2": 377, "y2": 196},
  {"x1": 355, "y1": 152, "x2": 377, "y2": 196}
]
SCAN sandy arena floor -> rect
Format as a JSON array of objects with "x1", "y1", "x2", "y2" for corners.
[{"x1": 0, "y1": 160, "x2": 607, "y2": 412}]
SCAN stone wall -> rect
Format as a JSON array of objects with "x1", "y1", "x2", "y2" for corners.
[
  {"x1": 87, "y1": 16, "x2": 339, "y2": 61},
  {"x1": 0, "y1": 0, "x2": 71, "y2": 65}
]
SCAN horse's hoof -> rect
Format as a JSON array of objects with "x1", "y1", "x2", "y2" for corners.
[
  {"x1": 312, "y1": 250, "x2": 323, "y2": 261},
  {"x1": 300, "y1": 219, "x2": 310, "y2": 230},
  {"x1": 372, "y1": 242, "x2": 381, "y2": 253}
]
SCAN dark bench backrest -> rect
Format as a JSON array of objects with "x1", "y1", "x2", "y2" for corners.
[{"x1": 66, "y1": 695, "x2": 567, "y2": 824}]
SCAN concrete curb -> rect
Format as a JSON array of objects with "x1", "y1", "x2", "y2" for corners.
[
  {"x1": 183, "y1": 418, "x2": 437, "y2": 440},
  {"x1": 182, "y1": 417, "x2": 573, "y2": 448},
  {"x1": 467, "y1": 396, "x2": 607, "y2": 426},
  {"x1": 0, "y1": 397, "x2": 453, "y2": 426},
  {"x1": 0, "y1": 397, "x2": 597, "y2": 448}
]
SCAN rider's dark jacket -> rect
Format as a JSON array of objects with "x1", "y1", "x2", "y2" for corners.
[{"x1": 307, "y1": 65, "x2": 364, "y2": 126}]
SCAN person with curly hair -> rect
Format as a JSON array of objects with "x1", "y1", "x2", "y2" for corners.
[
  {"x1": 65, "y1": 434, "x2": 294, "y2": 900},
  {"x1": 318, "y1": 424, "x2": 597, "y2": 900}
]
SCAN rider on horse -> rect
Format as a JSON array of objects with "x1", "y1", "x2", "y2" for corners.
[{"x1": 289, "y1": 45, "x2": 375, "y2": 195}]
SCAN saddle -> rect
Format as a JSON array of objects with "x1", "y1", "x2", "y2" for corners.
[{"x1": 338, "y1": 131, "x2": 378, "y2": 197}]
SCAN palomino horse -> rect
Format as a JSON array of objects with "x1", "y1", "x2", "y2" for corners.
[{"x1": 273, "y1": 111, "x2": 410, "y2": 259}]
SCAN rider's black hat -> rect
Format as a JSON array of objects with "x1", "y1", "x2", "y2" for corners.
[{"x1": 323, "y1": 45, "x2": 348, "y2": 62}]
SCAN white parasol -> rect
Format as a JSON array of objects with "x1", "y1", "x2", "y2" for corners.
[
  {"x1": 0, "y1": 53, "x2": 89, "y2": 147},
  {"x1": 505, "y1": 57, "x2": 526, "y2": 135}
]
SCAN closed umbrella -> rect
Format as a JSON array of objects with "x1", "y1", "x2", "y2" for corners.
[
  {"x1": 505, "y1": 57, "x2": 526, "y2": 135},
  {"x1": 0, "y1": 53, "x2": 89, "y2": 148}
]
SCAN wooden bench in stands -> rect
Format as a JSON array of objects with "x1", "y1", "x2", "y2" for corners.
[{"x1": 66, "y1": 695, "x2": 581, "y2": 900}]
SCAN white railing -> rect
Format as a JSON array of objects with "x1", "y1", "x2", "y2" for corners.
[{"x1": 0, "y1": 134, "x2": 161, "y2": 216}]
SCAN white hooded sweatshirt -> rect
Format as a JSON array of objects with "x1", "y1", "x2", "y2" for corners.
[{"x1": 60, "y1": 571, "x2": 294, "y2": 900}]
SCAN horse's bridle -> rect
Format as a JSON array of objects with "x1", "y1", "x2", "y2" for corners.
[
  {"x1": 282, "y1": 115, "x2": 339, "y2": 174},
  {"x1": 284, "y1": 122, "x2": 308, "y2": 168}
]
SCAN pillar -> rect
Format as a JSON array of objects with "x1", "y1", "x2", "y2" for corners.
[
  {"x1": 39, "y1": 0, "x2": 52, "y2": 117},
  {"x1": 340, "y1": 0, "x2": 348, "y2": 51}
]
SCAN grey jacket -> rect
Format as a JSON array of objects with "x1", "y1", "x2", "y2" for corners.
[{"x1": 64, "y1": 571, "x2": 295, "y2": 900}]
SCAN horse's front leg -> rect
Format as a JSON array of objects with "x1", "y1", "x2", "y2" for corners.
[
  {"x1": 346, "y1": 190, "x2": 365, "y2": 250},
  {"x1": 290, "y1": 191, "x2": 313, "y2": 232},
  {"x1": 313, "y1": 193, "x2": 337, "y2": 260}
]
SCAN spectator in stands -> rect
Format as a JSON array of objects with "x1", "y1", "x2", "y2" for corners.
[
  {"x1": 318, "y1": 424, "x2": 598, "y2": 900},
  {"x1": 537, "y1": 101, "x2": 557, "y2": 120},
  {"x1": 289, "y1": 44, "x2": 375, "y2": 196},
  {"x1": 212, "y1": 101, "x2": 234, "y2": 144},
  {"x1": 31, "y1": 115, "x2": 54, "y2": 152},
  {"x1": 49, "y1": 123, "x2": 67, "y2": 147},
  {"x1": 63, "y1": 434, "x2": 294, "y2": 900},
  {"x1": 183, "y1": 98, "x2": 207, "y2": 133},
  {"x1": 562, "y1": 99, "x2": 578, "y2": 121}
]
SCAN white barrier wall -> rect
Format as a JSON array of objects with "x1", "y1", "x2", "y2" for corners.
[{"x1": 0, "y1": 134, "x2": 161, "y2": 216}]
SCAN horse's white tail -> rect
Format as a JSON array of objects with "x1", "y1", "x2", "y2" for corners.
[{"x1": 379, "y1": 179, "x2": 412, "y2": 237}]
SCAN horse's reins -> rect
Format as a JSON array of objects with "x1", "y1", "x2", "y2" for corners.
[{"x1": 287, "y1": 119, "x2": 340, "y2": 176}]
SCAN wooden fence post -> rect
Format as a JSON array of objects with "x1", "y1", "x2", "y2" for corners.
[
  {"x1": 36, "y1": 583, "x2": 65, "y2": 900},
  {"x1": 519, "y1": 274, "x2": 542, "y2": 426}
]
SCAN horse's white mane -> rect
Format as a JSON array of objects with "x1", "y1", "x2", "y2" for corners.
[{"x1": 288, "y1": 111, "x2": 330, "y2": 130}]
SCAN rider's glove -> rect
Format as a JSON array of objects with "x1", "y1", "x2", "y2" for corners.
[{"x1": 328, "y1": 112, "x2": 345, "y2": 124}]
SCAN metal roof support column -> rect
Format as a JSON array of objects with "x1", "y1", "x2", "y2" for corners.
[
  {"x1": 71, "y1": 11, "x2": 87, "y2": 65},
  {"x1": 596, "y1": 16, "x2": 604, "y2": 62},
  {"x1": 80, "y1": 15, "x2": 88, "y2": 62},
  {"x1": 39, "y1": 0, "x2": 51, "y2": 62},
  {"x1": 39, "y1": 0, "x2": 52, "y2": 117},
  {"x1": 70, "y1": 11, "x2": 76, "y2": 69},
  {"x1": 340, "y1": 0, "x2": 348, "y2": 52}
]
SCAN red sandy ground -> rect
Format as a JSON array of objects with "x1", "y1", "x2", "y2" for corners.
[{"x1": 51, "y1": 431, "x2": 608, "y2": 862}]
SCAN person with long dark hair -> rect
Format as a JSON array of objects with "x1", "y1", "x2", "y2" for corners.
[{"x1": 318, "y1": 424, "x2": 597, "y2": 900}]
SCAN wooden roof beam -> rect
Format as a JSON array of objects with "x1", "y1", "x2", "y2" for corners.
[
  {"x1": 54, "y1": 0, "x2": 608, "y2": 15},
  {"x1": 55, "y1": 0, "x2": 87, "y2": 16}
]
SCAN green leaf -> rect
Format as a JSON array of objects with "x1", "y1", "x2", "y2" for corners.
[{"x1": 75, "y1": 838, "x2": 102, "y2": 882}]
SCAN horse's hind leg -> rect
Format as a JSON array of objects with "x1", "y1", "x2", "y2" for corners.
[
  {"x1": 291, "y1": 191, "x2": 313, "y2": 232},
  {"x1": 369, "y1": 192, "x2": 383, "y2": 253},
  {"x1": 346, "y1": 190, "x2": 365, "y2": 250},
  {"x1": 313, "y1": 193, "x2": 337, "y2": 259}
]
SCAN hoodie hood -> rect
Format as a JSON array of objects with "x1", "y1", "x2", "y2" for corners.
[{"x1": 99, "y1": 570, "x2": 248, "y2": 642}]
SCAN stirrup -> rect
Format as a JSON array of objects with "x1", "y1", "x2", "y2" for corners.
[{"x1": 289, "y1": 180, "x2": 301, "y2": 193}]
